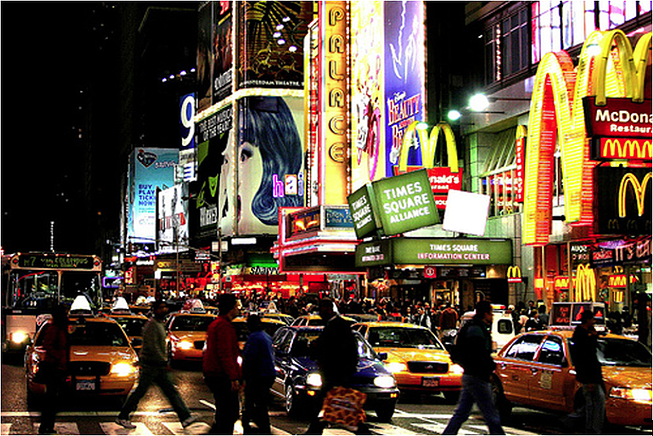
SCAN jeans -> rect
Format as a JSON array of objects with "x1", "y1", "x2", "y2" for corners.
[
  {"x1": 581, "y1": 383, "x2": 605, "y2": 434},
  {"x1": 39, "y1": 370, "x2": 67, "y2": 433},
  {"x1": 205, "y1": 375, "x2": 240, "y2": 435},
  {"x1": 242, "y1": 376, "x2": 274, "y2": 434},
  {"x1": 443, "y1": 374, "x2": 505, "y2": 435},
  {"x1": 119, "y1": 364, "x2": 191, "y2": 422}
]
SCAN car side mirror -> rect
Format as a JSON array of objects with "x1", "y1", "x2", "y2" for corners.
[
  {"x1": 131, "y1": 338, "x2": 143, "y2": 348},
  {"x1": 377, "y1": 352, "x2": 388, "y2": 361}
]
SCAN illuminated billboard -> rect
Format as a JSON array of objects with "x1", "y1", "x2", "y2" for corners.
[
  {"x1": 350, "y1": 0, "x2": 426, "y2": 190},
  {"x1": 194, "y1": 106, "x2": 234, "y2": 243},
  {"x1": 127, "y1": 148, "x2": 179, "y2": 244},
  {"x1": 157, "y1": 184, "x2": 189, "y2": 253},
  {"x1": 197, "y1": 3, "x2": 213, "y2": 112},
  {"x1": 212, "y1": 1, "x2": 233, "y2": 104},
  {"x1": 236, "y1": 1, "x2": 312, "y2": 90},
  {"x1": 236, "y1": 96, "x2": 305, "y2": 235},
  {"x1": 523, "y1": 29, "x2": 652, "y2": 246}
]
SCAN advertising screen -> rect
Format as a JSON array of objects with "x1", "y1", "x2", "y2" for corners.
[
  {"x1": 194, "y1": 105, "x2": 234, "y2": 243},
  {"x1": 351, "y1": 1, "x2": 385, "y2": 189},
  {"x1": 128, "y1": 148, "x2": 179, "y2": 243},
  {"x1": 197, "y1": 2, "x2": 213, "y2": 112},
  {"x1": 157, "y1": 184, "x2": 189, "y2": 253},
  {"x1": 236, "y1": 96, "x2": 305, "y2": 235},
  {"x1": 212, "y1": 1, "x2": 233, "y2": 104},
  {"x1": 236, "y1": 1, "x2": 312, "y2": 90}
]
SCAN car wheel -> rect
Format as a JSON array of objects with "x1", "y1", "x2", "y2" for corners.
[
  {"x1": 285, "y1": 383, "x2": 300, "y2": 417},
  {"x1": 490, "y1": 377, "x2": 512, "y2": 422},
  {"x1": 375, "y1": 403, "x2": 395, "y2": 422},
  {"x1": 443, "y1": 390, "x2": 460, "y2": 404}
]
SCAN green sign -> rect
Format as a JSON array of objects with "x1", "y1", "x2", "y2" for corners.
[
  {"x1": 372, "y1": 169, "x2": 439, "y2": 236},
  {"x1": 17, "y1": 254, "x2": 96, "y2": 270},
  {"x1": 356, "y1": 238, "x2": 512, "y2": 267},
  {"x1": 347, "y1": 185, "x2": 379, "y2": 238}
]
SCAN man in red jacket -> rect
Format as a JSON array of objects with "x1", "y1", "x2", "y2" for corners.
[{"x1": 203, "y1": 293, "x2": 242, "y2": 434}]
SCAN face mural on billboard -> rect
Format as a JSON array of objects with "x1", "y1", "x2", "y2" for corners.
[
  {"x1": 236, "y1": 96, "x2": 304, "y2": 234},
  {"x1": 351, "y1": 1, "x2": 385, "y2": 190},
  {"x1": 236, "y1": 1, "x2": 312, "y2": 90}
]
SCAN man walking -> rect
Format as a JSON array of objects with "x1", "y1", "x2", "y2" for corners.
[
  {"x1": 570, "y1": 310, "x2": 605, "y2": 434},
  {"x1": 203, "y1": 293, "x2": 242, "y2": 434},
  {"x1": 306, "y1": 298, "x2": 368, "y2": 435},
  {"x1": 443, "y1": 300, "x2": 504, "y2": 435},
  {"x1": 116, "y1": 300, "x2": 197, "y2": 429},
  {"x1": 242, "y1": 314, "x2": 275, "y2": 434}
]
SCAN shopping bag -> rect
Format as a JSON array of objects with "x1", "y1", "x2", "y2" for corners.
[{"x1": 321, "y1": 386, "x2": 367, "y2": 427}]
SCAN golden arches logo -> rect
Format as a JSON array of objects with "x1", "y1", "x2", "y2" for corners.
[
  {"x1": 608, "y1": 275, "x2": 627, "y2": 288},
  {"x1": 575, "y1": 264, "x2": 596, "y2": 302},
  {"x1": 524, "y1": 29, "x2": 652, "y2": 246},
  {"x1": 507, "y1": 266, "x2": 522, "y2": 283},
  {"x1": 618, "y1": 172, "x2": 652, "y2": 217},
  {"x1": 602, "y1": 138, "x2": 652, "y2": 159},
  {"x1": 398, "y1": 121, "x2": 458, "y2": 173}
]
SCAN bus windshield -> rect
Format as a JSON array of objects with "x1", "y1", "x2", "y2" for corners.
[{"x1": 8, "y1": 270, "x2": 102, "y2": 310}]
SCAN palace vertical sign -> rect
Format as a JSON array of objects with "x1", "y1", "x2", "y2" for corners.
[{"x1": 322, "y1": 1, "x2": 350, "y2": 204}]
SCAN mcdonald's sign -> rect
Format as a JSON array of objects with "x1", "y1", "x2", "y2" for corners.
[
  {"x1": 593, "y1": 137, "x2": 653, "y2": 160},
  {"x1": 523, "y1": 30, "x2": 652, "y2": 246},
  {"x1": 594, "y1": 167, "x2": 652, "y2": 235},
  {"x1": 574, "y1": 264, "x2": 596, "y2": 302},
  {"x1": 584, "y1": 96, "x2": 653, "y2": 139},
  {"x1": 554, "y1": 276, "x2": 570, "y2": 290},
  {"x1": 393, "y1": 121, "x2": 462, "y2": 209},
  {"x1": 507, "y1": 266, "x2": 522, "y2": 283},
  {"x1": 514, "y1": 126, "x2": 527, "y2": 203},
  {"x1": 608, "y1": 274, "x2": 627, "y2": 288}
]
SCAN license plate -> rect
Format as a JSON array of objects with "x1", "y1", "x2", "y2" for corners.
[
  {"x1": 76, "y1": 379, "x2": 96, "y2": 391},
  {"x1": 422, "y1": 377, "x2": 440, "y2": 387}
]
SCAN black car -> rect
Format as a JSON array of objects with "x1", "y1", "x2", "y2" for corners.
[{"x1": 270, "y1": 326, "x2": 400, "y2": 422}]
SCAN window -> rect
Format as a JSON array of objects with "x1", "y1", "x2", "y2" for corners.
[
  {"x1": 480, "y1": 128, "x2": 523, "y2": 217},
  {"x1": 537, "y1": 336, "x2": 566, "y2": 365},
  {"x1": 505, "y1": 334, "x2": 544, "y2": 361},
  {"x1": 483, "y1": 5, "x2": 531, "y2": 85},
  {"x1": 497, "y1": 319, "x2": 514, "y2": 335}
]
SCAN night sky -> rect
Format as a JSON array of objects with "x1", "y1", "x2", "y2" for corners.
[{"x1": 2, "y1": 3, "x2": 112, "y2": 254}]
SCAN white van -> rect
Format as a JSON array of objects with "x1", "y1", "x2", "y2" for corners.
[{"x1": 460, "y1": 309, "x2": 515, "y2": 353}]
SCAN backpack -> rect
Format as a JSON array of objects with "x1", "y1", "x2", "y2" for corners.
[{"x1": 448, "y1": 321, "x2": 471, "y2": 366}]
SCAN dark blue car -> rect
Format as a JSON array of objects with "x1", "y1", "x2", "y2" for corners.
[{"x1": 270, "y1": 326, "x2": 400, "y2": 422}]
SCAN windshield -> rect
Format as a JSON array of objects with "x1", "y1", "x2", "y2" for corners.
[
  {"x1": 290, "y1": 330, "x2": 379, "y2": 360},
  {"x1": 68, "y1": 321, "x2": 130, "y2": 347},
  {"x1": 170, "y1": 315, "x2": 215, "y2": 332},
  {"x1": 597, "y1": 337, "x2": 652, "y2": 367},
  {"x1": 60, "y1": 271, "x2": 102, "y2": 308},
  {"x1": 113, "y1": 317, "x2": 147, "y2": 336},
  {"x1": 9, "y1": 270, "x2": 58, "y2": 310},
  {"x1": 369, "y1": 327, "x2": 444, "y2": 350}
]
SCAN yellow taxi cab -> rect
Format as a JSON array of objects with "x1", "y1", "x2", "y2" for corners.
[
  {"x1": 25, "y1": 297, "x2": 139, "y2": 406},
  {"x1": 232, "y1": 316, "x2": 287, "y2": 350},
  {"x1": 492, "y1": 329, "x2": 652, "y2": 428},
  {"x1": 291, "y1": 313, "x2": 356, "y2": 327},
  {"x1": 165, "y1": 308, "x2": 216, "y2": 365},
  {"x1": 353, "y1": 321, "x2": 463, "y2": 401},
  {"x1": 104, "y1": 297, "x2": 148, "y2": 354},
  {"x1": 260, "y1": 312, "x2": 294, "y2": 326}
]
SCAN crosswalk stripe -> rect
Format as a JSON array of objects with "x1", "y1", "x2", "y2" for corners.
[
  {"x1": 369, "y1": 422, "x2": 419, "y2": 435},
  {"x1": 100, "y1": 422, "x2": 153, "y2": 435},
  {"x1": 33, "y1": 422, "x2": 80, "y2": 435},
  {"x1": 1, "y1": 424, "x2": 10, "y2": 435},
  {"x1": 162, "y1": 421, "x2": 212, "y2": 435}
]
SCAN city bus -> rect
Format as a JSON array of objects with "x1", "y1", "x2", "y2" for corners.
[{"x1": 2, "y1": 252, "x2": 103, "y2": 354}]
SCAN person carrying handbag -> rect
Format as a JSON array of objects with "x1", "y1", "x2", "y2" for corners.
[{"x1": 38, "y1": 305, "x2": 69, "y2": 435}]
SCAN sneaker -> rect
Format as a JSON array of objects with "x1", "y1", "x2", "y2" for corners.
[
  {"x1": 115, "y1": 418, "x2": 136, "y2": 429},
  {"x1": 181, "y1": 415, "x2": 199, "y2": 428}
]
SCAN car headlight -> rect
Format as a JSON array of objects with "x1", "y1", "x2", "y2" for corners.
[
  {"x1": 609, "y1": 387, "x2": 652, "y2": 403},
  {"x1": 11, "y1": 331, "x2": 29, "y2": 344},
  {"x1": 374, "y1": 375, "x2": 396, "y2": 388},
  {"x1": 306, "y1": 372, "x2": 323, "y2": 388},
  {"x1": 111, "y1": 362, "x2": 136, "y2": 377},
  {"x1": 385, "y1": 362, "x2": 407, "y2": 373},
  {"x1": 177, "y1": 340, "x2": 193, "y2": 350},
  {"x1": 451, "y1": 364, "x2": 464, "y2": 375}
]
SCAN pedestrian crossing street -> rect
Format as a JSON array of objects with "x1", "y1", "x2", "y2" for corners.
[{"x1": 1, "y1": 415, "x2": 538, "y2": 436}]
